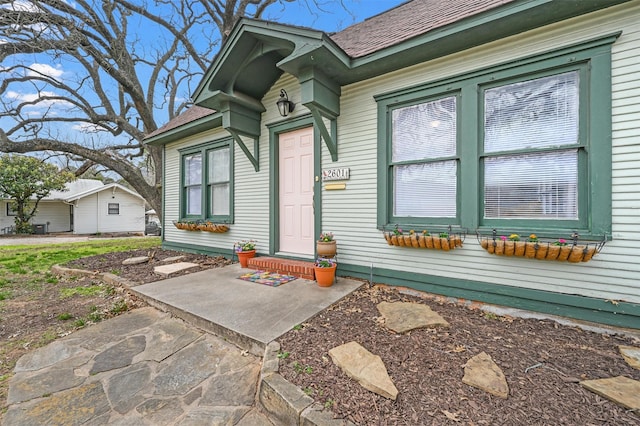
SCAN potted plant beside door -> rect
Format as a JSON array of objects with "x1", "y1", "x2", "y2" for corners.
[
  {"x1": 314, "y1": 257, "x2": 337, "y2": 287},
  {"x1": 316, "y1": 231, "x2": 337, "y2": 257},
  {"x1": 235, "y1": 240, "x2": 257, "y2": 268}
]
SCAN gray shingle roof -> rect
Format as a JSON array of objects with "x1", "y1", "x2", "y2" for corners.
[
  {"x1": 145, "y1": 105, "x2": 216, "y2": 140},
  {"x1": 330, "y1": 0, "x2": 514, "y2": 58}
]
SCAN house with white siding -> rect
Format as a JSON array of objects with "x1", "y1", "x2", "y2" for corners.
[
  {"x1": 1, "y1": 179, "x2": 146, "y2": 235},
  {"x1": 145, "y1": 0, "x2": 640, "y2": 329}
]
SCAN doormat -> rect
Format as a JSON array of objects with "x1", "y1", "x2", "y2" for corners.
[{"x1": 238, "y1": 270, "x2": 297, "y2": 287}]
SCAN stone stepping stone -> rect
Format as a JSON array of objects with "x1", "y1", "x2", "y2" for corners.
[
  {"x1": 580, "y1": 376, "x2": 640, "y2": 410},
  {"x1": 162, "y1": 255, "x2": 186, "y2": 263},
  {"x1": 122, "y1": 256, "x2": 149, "y2": 265},
  {"x1": 154, "y1": 262, "x2": 199, "y2": 277},
  {"x1": 619, "y1": 346, "x2": 640, "y2": 370},
  {"x1": 376, "y1": 301, "x2": 449, "y2": 333},
  {"x1": 328, "y1": 341, "x2": 398, "y2": 400},
  {"x1": 462, "y1": 352, "x2": 509, "y2": 399}
]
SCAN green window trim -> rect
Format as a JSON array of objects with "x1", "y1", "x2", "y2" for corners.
[
  {"x1": 376, "y1": 33, "x2": 618, "y2": 240},
  {"x1": 179, "y1": 137, "x2": 234, "y2": 223}
]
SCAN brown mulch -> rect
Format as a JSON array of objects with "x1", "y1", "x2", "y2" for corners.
[
  {"x1": 64, "y1": 249, "x2": 232, "y2": 285},
  {"x1": 278, "y1": 285, "x2": 640, "y2": 425}
]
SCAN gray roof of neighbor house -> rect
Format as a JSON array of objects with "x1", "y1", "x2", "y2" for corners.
[{"x1": 43, "y1": 179, "x2": 144, "y2": 202}]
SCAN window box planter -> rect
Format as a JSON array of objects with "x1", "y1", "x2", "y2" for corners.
[
  {"x1": 477, "y1": 230, "x2": 605, "y2": 263},
  {"x1": 173, "y1": 220, "x2": 229, "y2": 233},
  {"x1": 383, "y1": 226, "x2": 465, "y2": 251}
]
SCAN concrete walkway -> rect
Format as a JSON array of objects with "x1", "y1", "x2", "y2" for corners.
[
  {"x1": 3, "y1": 264, "x2": 363, "y2": 425},
  {"x1": 132, "y1": 263, "x2": 363, "y2": 356}
]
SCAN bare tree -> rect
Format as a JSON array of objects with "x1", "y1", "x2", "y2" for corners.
[{"x1": 0, "y1": 0, "x2": 300, "y2": 219}]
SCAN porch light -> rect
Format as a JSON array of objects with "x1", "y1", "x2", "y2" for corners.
[{"x1": 276, "y1": 89, "x2": 295, "y2": 117}]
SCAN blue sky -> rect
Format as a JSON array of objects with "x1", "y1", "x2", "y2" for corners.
[
  {"x1": 264, "y1": 0, "x2": 406, "y2": 32},
  {"x1": 0, "y1": 0, "x2": 407, "y2": 156}
]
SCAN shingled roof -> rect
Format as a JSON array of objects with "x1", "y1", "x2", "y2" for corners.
[
  {"x1": 146, "y1": 105, "x2": 216, "y2": 140},
  {"x1": 330, "y1": 0, "x2": 515, "y2": 58},
  {"x1": 144, "y1": 0, "x2": 518, "y2": 141}
]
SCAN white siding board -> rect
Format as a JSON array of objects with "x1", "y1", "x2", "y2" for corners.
[{"x1": 74, "y1": 194, "x2": 98, "y2": 234}]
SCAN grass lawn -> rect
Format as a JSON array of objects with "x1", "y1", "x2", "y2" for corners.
[{"x1": 0, "y1": 236, "x2": 161, "y2": 412}]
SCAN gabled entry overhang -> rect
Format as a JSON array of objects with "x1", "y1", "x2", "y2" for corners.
[{"x1": 192, "y1": 19, "x2": 346, "y2": 168}]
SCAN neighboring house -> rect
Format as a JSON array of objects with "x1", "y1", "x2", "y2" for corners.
[
  {"x1": 1, "y1": 179, "x2": 146, "y2": 234},
  {"x1": 145, "y1": 0, "x2": 640, "y2": 328}
]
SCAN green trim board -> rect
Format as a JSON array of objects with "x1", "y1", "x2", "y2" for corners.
[
  {"x1": 338, "y1": 262, "x2": 640, "y2": 330},
  {"x1": 376, "y1": 34, "x2": 617, "y2": 240}
]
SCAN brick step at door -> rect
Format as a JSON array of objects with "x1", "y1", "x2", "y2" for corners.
[{"x1": 247, "y1": 257, "x2": 315, "y2": 280}]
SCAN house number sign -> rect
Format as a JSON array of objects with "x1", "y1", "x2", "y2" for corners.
[{"x1": 322, "y1": 168, "x2": 350, "y2": 181}]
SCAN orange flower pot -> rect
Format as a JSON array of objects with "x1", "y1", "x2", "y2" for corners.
[
  {"x1": 314, "y1": 264, "x2": 337, "y2": 287},
  {"x1": 237, "y1": 250, "x2": 256, "y2": 268}
]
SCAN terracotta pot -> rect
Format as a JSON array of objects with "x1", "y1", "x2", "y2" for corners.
[
  {"x1": 315, "y1": 264, "x2": 337, "y2": 287},
  {"x1": 237, "y1": 250, "x2": 256, "y2": 268},
  {"x1": 317, "y1": 240, "x2": 337, "y2": 257}
]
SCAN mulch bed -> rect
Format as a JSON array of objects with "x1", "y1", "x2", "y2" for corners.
[
  {"x1": 64, "y1": 249, "x2": 232, "y2": 285},
  {"x1": 278, "y1": 285, "x2": 640, "y2": 425}
]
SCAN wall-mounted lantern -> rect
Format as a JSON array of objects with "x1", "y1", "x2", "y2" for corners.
[{"x1": 276, "y1": 89, "x2": 296, "y2": 117}]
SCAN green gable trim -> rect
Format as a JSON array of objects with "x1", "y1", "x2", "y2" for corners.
[{"x1": 338, "y1": 263, "x2": 640, "y2": 330}]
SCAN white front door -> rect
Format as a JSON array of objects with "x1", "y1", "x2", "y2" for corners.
[{"x1": 279, "y1": 127, "x2": 314, "y2": 256}]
